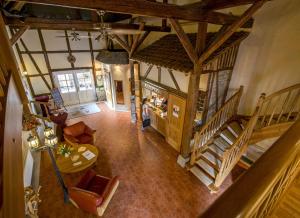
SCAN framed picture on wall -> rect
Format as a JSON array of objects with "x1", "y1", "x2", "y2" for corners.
[{"x1": 173, "y1": 105, "x2": 180, "y2": 118}]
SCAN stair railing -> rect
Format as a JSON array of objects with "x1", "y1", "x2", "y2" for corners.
[
  {"x1": 213, "y1": 94, "x2": 265, "y2": 188},
  {"x1": 257, "y1": 83, "x2": 300, "y2": 129},
  {"x1": 200, "y1": 119, "x2": 300, "y2": 218},
  {"x1": 190, "y1": 86, "x2": 243, "y2": 165}
]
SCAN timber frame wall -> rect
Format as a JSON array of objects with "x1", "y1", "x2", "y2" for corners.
[{"x1": 10, "y1": 27, "x2": 106, "y2": 97}]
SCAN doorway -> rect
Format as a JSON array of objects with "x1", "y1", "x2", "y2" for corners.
[
  {"x1": 114, "y1": 80, "x2": 124, "y2": 105},
  {"x1": 53, "y1": 69, "x2": 97, "y2": 105}
]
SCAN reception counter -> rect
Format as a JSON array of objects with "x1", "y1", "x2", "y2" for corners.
[{"x1": 148, "y1": 106, "x2": 167, "y2": 137}]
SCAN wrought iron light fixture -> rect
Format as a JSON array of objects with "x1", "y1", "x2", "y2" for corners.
[
  {"x1": 95, "y1": 10, "x2": 109, "y2": 41},
  {"x1": 27, "y1": 125, "x2": 68, "y2": 202}
]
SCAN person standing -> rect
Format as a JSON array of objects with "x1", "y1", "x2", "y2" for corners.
[{"x1": 141, "y1": 98, "x2": 150, "y2": 131}]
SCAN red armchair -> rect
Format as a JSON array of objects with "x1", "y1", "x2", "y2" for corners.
[
  {"x1": 69, "y1": 170, "x2": 120, "y2": 216},
  {"x1": 63, "y1": 121, "x2": 96, "y2": 145}
]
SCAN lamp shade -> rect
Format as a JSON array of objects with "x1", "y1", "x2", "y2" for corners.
[
  {"x1": 45, "y1": 134, "x2": 58, "y2": 147},
  {"x1": 44, "y1": 126, "x2": 54, "y2": 138},
  {"x1": 27, "y1": 135, "x2": 40, "y2": 149}
]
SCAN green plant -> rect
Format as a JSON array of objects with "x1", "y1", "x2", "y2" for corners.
[{"x1": 57, "y1": 144, "x2": 74, "y2": 157}]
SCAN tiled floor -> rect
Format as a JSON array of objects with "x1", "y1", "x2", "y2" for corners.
[{"x1": 38, "y1": 103, "x2": 244, "y2": 218}]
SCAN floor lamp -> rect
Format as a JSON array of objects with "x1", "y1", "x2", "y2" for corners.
[{"x1": 27, "y1": 126, "x2": 69, "y2": 203}]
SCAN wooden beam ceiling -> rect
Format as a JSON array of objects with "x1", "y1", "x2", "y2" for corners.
[
  {"x1": 5, "y1": 17, "x2": 170, "y2": 32},
  {"x1": 15, "y1": 0, "x2": 253, "y2": 25},
  {"x1": 184, "y1": 0, "x2": 263, "y2": 11},
  {"x1": 197, "y1": 0, "x2": 266, "y2": 65},
  {"x1": 9, "y1": 25, "x2": 29, "y2": 45}
]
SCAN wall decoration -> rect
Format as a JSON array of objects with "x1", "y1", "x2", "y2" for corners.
[
  {"x1": 67, "y1": 54, "x2": 76, "y2": 64},
  {"x1": 173, "y1": 105, "x2": 180, "y2": 118}
]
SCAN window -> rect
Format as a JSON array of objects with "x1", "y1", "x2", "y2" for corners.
[
  {"x1": 57, "y1": 74, "x2": 76, "y2": 93},
  {"x1": 77, "y1": 72, "x2": 93, "y2": 91}
]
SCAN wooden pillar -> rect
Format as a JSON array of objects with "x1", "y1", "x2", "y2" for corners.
[
  {"x1": 0, "y1": 13, "x2": 29, "y2": 112},
  {"x1": 181, "y1": 23, "x2": 207, "y2": 158}
]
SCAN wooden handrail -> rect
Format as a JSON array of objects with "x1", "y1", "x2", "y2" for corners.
[
  {"x1": 263, "y1": 83, "x2": 300, "y2": 101},
  {"x1": 190, "y1": 86, "x2": 243, "y2": 165},
  {"x1": 201, "y1": 119, "x2": 300, "y2": 218},
  {"x1": 214, "y1": 104, "x2": 261, "y2": 187},
  {"x1": 257, "y1": 83, "x2": 300, "y2": 128}
]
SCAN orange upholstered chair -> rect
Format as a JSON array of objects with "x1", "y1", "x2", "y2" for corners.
[
  {"x1": 69, "y1": 170, "x2": 119, "y2": 216},
  {"x1": 63, "y1": 121, "x2": 96, "y2": 145}
]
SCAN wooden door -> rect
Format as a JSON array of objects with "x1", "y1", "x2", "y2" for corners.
[
  {"x1": 114, "y1": 80, "x2": 125, "y2": 105},
  {"x1": 167, "y1": 94, "x2": 186, "y2": 152},
  {"x1": 53, "y1": 71, "x2": 80, "y2": 106},
  {"x1": 75, "y1": 70, "x2": 97, "y2": 104}
]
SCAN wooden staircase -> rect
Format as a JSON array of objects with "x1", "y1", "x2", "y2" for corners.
[
  {"x1": 190, "y1": 120, "x2": 244, "y2": 191},
  {"x1": 189, "y1": 84, "x2": 300, "y2": 192}
]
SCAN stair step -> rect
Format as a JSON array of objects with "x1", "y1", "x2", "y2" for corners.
[
  {"x1": 227, "y1": 121, "x2": 243, "y2": 138},
  {"x1": 239, "y1": 155, "x2": 253, "y2": 169},
  {"x1": 220, "y1": 129, "x2": 236, "y2": 145},
  {"x1": 214, "y1": 137, "x2": 231, "y2": 151},
  {"x1": 202, "y1": 151, "x2": 221, "y2": 169},
  {"x1": 196, "y1": 159, "x2": 218, "y2": 179},
  {"x1": 190, "y1": 165, "x2": 215, "y2": 187},
  {"x1": 240, "y1": 119, "x2": 248, "y2": 129},
  {"x1": 208, "y1": 144, "x2": 224, "y2": 158}
]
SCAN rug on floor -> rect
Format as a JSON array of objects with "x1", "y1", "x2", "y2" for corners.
[{"x1": 67, "y1": 103, "x2": 100, "y2": 119}]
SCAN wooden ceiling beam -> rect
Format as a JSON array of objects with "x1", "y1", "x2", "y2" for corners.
[
  {"x1": 184, "y1": 0, "x2": 263, "y2": 11},
  {"x1": 108, "y1": 34, "x2": 130, "y2": 53},
  {"x1": 15, "y1": 0, "x2": 254, "y2": 24},
  {"x1": 169, "y1": 18, "x2": 198, "y2": 64},
  {"x1": 129, "y1": 22, "x2": 145, "y2": 57},
  {"x1": 5, "y1": 17, "x2": 171, "y2": 32},
  {"x1": 197, "y1": 0, "x2": 266, "y2": 65},
  {"x1": 9, "y1": 25, "x2": 29, "y2": 45}
]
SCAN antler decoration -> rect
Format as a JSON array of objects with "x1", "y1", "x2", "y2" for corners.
[{"x1": 25, "y1": 186, "x2": 42, "y2": 218}]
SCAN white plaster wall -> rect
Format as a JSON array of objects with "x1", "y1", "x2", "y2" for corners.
[
  {"x1": 42, "y1": 30, "x2": 68, "y2": 51},
  {"x1": 140, "y1": 62, "x2": 208, "y2": 93},
  {"x1": 140, "y1": 62, "x2": 190, "y2": 92},
  {"x1": 48, "y1": 53, "x2": 71, "y2": 69},
  {"x1": 229, "y1": 0, "x2": 300, "y2": 115},
  {"x1": 111, "y1": 64, "x2": 131, "y2": 110},
  {"x1": 12, "y1": 29, "x2": 108, "y2": 96},
  {"x1": 19, "y1": 29, "x2": 42, "y2": 51},
  {"x1": 73, "y1": 52, "x2": 93, "y2": 68}
]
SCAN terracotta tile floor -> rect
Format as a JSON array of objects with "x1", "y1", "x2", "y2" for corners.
[{"x1": 38, "y1": 103, "x2": 244, "y2": 218}]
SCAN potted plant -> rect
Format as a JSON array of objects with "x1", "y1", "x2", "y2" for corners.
[{"x1": 57, "y1": 144, "x2": 74, "y2": 158}]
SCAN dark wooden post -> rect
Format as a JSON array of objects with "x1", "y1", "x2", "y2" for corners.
[
  {"x1": 182, "y1": 24, "x2": 207, "y2": 157},
  {"x1": 0, "y1": 14, "x2": 29, "y2": 112}
]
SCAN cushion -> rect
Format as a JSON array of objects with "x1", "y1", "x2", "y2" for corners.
[
  {"x1": 64, "y1": 122, "x2": 86, "y2": 137},
  {"x1": 77, "y1": 134, "x2": 93, "y2": 144},
  {"x1": 87, "y1": 176, "x2": 110, "y2": 196},
  {"x1": 77, "y1": 170, "x2": 97, "y2": 189}
]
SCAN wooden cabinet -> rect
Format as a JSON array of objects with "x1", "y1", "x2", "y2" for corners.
[
  {"x1": 149, "y1": 108, "x2": 157, "y2": 129},
  {"x1": 157, "y1": 115, "x2": 167, "y2": 136},
  {"x1": 148, "y1": 107, "x2": 167, "y2": 137}
]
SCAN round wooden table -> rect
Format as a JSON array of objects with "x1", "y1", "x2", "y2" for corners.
[{"x1": 56, "y1": 144, "x2": 99, "y2": 173}]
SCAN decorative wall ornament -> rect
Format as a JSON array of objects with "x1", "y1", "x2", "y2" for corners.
[
  {"x1": 25, "y1": 186, "x2": 42, "y2": 218},
  {"x1": 67, "y1": 54, "x2": 76, "y2": 64}
]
